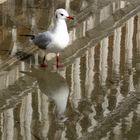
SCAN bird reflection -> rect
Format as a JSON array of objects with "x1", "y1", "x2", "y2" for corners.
[{"x1": 22, "y1": 67, "x2": 69, "y2": 116}]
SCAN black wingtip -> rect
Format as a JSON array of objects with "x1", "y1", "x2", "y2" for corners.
[{"x1": 19, "y1": 34, "x2": 35, "y2": 40}]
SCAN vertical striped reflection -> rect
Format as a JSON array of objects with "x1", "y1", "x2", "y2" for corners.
[
  {"x1": 69, "y1": 58, "x2": 82, "y2": 139},
  {"x1": 2, "y1": 109, "x2": 14, "y2": 140},
  {"x1": 11, "y1": 27, "x2": 18, "y2": 56},
  {"x1": 29, "y1": 0, "x2": 36, "y2": 32},
  {"x1": 125, "y1": 17, "x2": 135, "y2": 92},
  {"x1": 136, "y1": 13, "x2": 140, "y2": 91},
  {"x1": 125, "y1": 17, "x2": 134, "y2": 67},
  {"x1": 112, "y1": 27, "x2": 124, "y2": 106},
  {"x1": 136, "y1": 13, "x2": 140, "y2": 55},
  {"x1": 135, "y1": 14, "x2": 140, "y2": 139},
  {"x1": 100, "y1": 37, "x2": 109, "y2": 116},
  {"x1": 100, "y1": 4, "x2": 111, "y2": 23},
  {"x1": 99, "y1": 37, "x2": 108, "y2": 85},
  {"x1": 85, "y1": 47, "x2": 95, "y2": 98},
  {"x1": 34, "y1": 53, "x2": 39, "y2": 66},
  {"x1": 65, "y1": 0, "x2": 70, "y2": 11},
  {"x1": 1, "y1": 114, "x2": 3, "y2": 140},
  {"x1": 38, "y1": 92, "x2": 49, "y2": 139},
  {"x1": 112, "y1": 27, "x2": 121, "y2": 74},
  {"x1": 71, "y1": 58, "x2": 81, "y2": 108},
  {"x1": 20, "y1": 94, "x2": 32, "y2": 140}
]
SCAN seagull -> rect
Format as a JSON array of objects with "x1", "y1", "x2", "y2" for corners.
[{"x1": 20, "y1": 8, "x2": 74, "y2": 68}]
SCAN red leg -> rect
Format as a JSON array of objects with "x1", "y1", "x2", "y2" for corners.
[
  {"x1": 56, "y1": 53, "x2": 63, "y2": 68},
  {"x1": 40, "y1": 55, "x2": 48, "y2": 67},
  {"x1": 56, "y1": 53, "x2": 59, "y2": 68}
]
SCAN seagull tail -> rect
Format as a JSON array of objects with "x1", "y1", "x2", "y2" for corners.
[{"x1": 19, "y1": 34, "x2": 35, "y2": 40}]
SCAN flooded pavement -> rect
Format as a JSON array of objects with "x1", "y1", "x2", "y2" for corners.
[{"x1": 0, "y1": 0, "x2": 140, "y2": 140}]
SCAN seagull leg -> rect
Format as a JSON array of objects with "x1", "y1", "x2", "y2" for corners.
[
  {"x1": 43, "y1": 56, "x2": 46, "y2": 64},
  {"x1": 56, "y1": 53, "x2": 63, "y2": 68},
  {"x1": 40, "y1": 55, "x2": 48, "y2": 67},
  {"x1": 56, "y1": 53, "x2": 59, "y2": 68}
]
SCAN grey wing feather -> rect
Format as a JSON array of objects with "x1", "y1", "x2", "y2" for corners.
[{"x1": 33, "y1": 32, "x2": 52, "y2": 49}]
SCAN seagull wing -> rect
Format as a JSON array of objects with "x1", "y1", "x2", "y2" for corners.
[{"x1": 33, "y1": 32, "x2": 52, "y2": 50}]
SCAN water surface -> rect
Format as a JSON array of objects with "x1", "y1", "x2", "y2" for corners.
[{"x1": 0, "y1": 0, "x2": 140, "y2": 140}]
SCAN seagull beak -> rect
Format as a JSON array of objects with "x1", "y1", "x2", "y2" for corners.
[{"x1": 67, "y1": 16, "x2": 74, "y2": 20}]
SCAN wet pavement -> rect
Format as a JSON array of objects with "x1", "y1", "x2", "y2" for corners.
[{"x1": 0, "y1": 0, "x2": 140, "y2": 140}]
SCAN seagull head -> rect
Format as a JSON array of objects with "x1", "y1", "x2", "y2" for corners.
[{"x1": 55, "y1": 8, "x2": 74, "y2": 20}]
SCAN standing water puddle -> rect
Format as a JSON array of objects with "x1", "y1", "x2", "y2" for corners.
[{"x1": 0, "y1": 0, "x2": 140, "y2": 140}]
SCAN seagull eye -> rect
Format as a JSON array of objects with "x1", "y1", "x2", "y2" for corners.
[{"x1": 60, "y1": 13, "x2": 64, "y2": 16}]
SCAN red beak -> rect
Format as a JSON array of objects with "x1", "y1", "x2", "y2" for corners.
[{"x1": 67, "y1": 16, "x2": 74, "y2": 20}]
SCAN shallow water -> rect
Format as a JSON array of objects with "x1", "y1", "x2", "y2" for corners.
[{"x1": 0, "y1": 0, "x2": 140, "y2": 140}]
